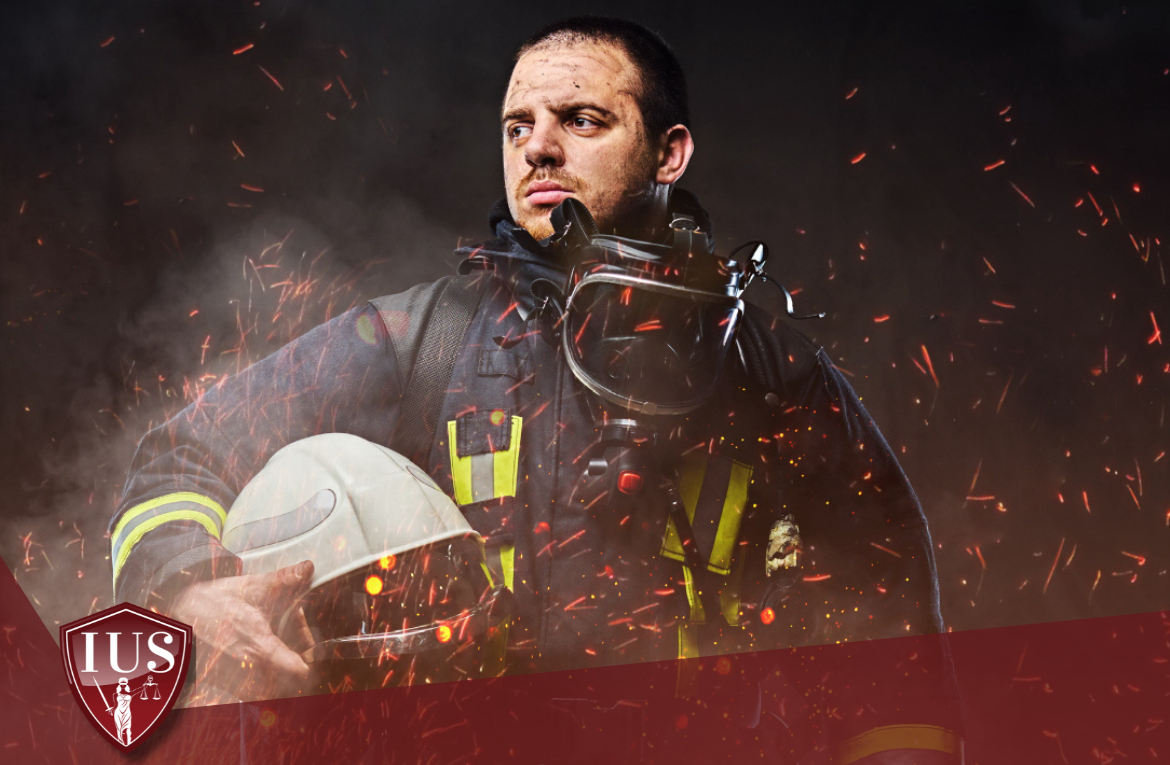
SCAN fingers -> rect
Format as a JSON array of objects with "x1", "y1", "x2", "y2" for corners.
[
  {"x1": 169, "y1": 564, "x2": 317, "y2": 703},
  {"x1": 242, "y1": 560, "x2": 315, "y2": 617},
  {"x1": 277, "y1": 606, "x2": 316, "y2": 654},
  {"x1": 255, "y1": 630, "x2": 310, "y2": 684},
  {"x1": 205, "y1": 605, "x2": 309, "y2": 702}
]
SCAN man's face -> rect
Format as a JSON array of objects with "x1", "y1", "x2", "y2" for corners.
[{"x1": 502, "y1": 40, "x2": 660, "y2": 240}]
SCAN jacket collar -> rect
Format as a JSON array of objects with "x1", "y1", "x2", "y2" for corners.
[{"x1": 455, "y1": 191, "x2": 716, "y2": 316}]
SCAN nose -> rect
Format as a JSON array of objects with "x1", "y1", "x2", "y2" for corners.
[{"x1": 525, "y1": 117, "x2": 564, "y2": 169}]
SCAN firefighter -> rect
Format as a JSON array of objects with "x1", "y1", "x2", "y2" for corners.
[{"x1": 111, "y1": 17, "x2": 963, "y2": 762}]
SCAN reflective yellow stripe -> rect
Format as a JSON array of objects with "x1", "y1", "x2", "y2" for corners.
[
  {"x1": 448, "y1": 420, "x2": 475, "y2": 505},
  {"x1": 480, "y1": 562, "x2": 495, "y2": 588},
  {"x1": 492, "y1": 416, "x2": 523, "y2": 498},
  {"x1": 709, "y1": 461, "x2": 752, "y2": 574},
  {"x1": 500, "y1": 544, "x2": 515, "y2": 592},
  {"x1": 448, "y1": 416, "x2": 523, "y2": 505},
  {"x1": 675, "y1": 622, "x2": 701, "y2": 698},
  {"x1": 660, "y1": 455, "x2": 706, "y2": 564},
  {"x1": 837, "y1": 725, "x2": 962, "y2": 765},
  {"x1": 678, "y1": 621, "x2": 699, "y2": 659},
  {"x1": 111, "y1": 510, "x2": 222, "y2": 587},
  {"x1": 681, "y1": 565, "x2": 705, "y2": 623},
  {"x1": 111, "y1": 491, "x2": 226, "y2": 548}
]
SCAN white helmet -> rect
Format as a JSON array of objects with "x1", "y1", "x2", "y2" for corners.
[{"x1": 223, "y1": 434, "x2": 512, "y2": 690}]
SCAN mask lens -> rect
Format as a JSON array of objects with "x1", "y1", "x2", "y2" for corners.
[{"x1": 564, "y1": 278, "x2": 741, "y2": 413}]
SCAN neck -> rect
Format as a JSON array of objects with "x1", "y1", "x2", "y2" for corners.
[{"x1": 607, "y1": 183, "x2": 671, "y2": 242}]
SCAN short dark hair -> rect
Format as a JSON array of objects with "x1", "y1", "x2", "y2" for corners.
[{"x1": 515, "y1": 17, "x2": 690, "y2": 138}]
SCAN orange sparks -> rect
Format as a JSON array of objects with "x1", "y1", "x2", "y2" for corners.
[
  {"x1": 1082, "y1": 490, "x2": 1091, "y2": 514},
  {"x1": 845, "y1": 86, "x2": 858, "y2": 100},
  {"x1": 1010, "y1": 181, "x2": 1035, "y2": 208},
  {"x1": 982, "y1": 257, "x2": 996, "y2": 273},
  {"x1": 850, "y1": 152, "x2": 867, "y2": 165},
  {"x1": 991, "y1": 300, "x2": 1015, "y2": 309},
  {"x1": 100, "y1": 36, "x2": 115, "y2": 48},
  {"x1": 1042, "y1": 538, "x2": 1064, "y2": 595},
  {"x1": 984, "y1": 159, "x2": 1005, "y2": 171},
  {"x1": 802, "y1": 574, "x2": 832, "y2": 582},
  {"x1": 996, "y1": 370, "x2": 1013, "y2": 415},
  {"x1": 1148, "y1": 312, "x2": 1162, "y2": 345},
  {"x1": 232, "y1": 141, "x2": 245, "y2": 157},
  {"x1": 259, "y1": 65, "x2": 284, "y2": 91},
  {"x1": 1133, "y1": 183, "x2": 1141, "y2": 193},
  {"x1": 968, "y1": 460, "x2": 982, "y2": 494},
  {"x1": 873, "y1": 314, "x2": 890, "y2": 323},
  {"x1": 1090, "y1": 164, "x2": 1100, "y2": 175},
  {"x1": 870, "y1": 542, "x2": 902, "y2": 558},
  {"x1": 634, "y1": 319, "x2": 663, "y2": 332},
  {"x1": 974, "y1": 546, "x2": 987, "y2": 569},
  {"x1": 1121, "y1": 552, "x2": 1147, "y2": 566},
  {"x1": 920, "y1": 345, "x2": 939, "y2": 387},
  {"x1": 233, "y1": 43, "x2": 254, "y2": 55},
  {"x1": 240, "y1": 183, "x2": 264, "y2": 193}
]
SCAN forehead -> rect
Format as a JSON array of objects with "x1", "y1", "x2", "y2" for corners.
[{"x1": 504, "y1": 40, "x2": 641, "y2": 114}]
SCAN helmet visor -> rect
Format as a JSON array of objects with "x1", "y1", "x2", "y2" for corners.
[
  {"x1": 295, "y1": 537, "x2": 506, "y2": 660},
  {"x1": 562, "y1": 274, "x2": 742, "y2": 415}
]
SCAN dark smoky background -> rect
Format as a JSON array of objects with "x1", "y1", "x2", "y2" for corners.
[{"x1": 1, "y1": 0, "x2": 1167, "y2": 638}]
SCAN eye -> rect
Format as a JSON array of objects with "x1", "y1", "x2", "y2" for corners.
[
  {"x1": 507, "y1": 124, "x2": 532, "y2": 142},
  {"x1": 570, "y1": 115, "x2": 599, "y2": 130}
]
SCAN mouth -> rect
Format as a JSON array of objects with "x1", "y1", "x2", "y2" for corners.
[{"x1": 525, "y1": 181, "x2": 574, "y2": 207}]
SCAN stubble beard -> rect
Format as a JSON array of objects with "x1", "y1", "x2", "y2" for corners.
[{"x1": 510, "y1": 147, "x2": 663, "y2": 241}]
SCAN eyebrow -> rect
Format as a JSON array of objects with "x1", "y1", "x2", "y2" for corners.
[{"x1": 500, "y1": 101, "x2": 618, "y2": 126}]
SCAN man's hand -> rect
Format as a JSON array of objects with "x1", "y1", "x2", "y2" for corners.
[{"x1": 169, "y1": 560, "x2": 316, "y2": 703}]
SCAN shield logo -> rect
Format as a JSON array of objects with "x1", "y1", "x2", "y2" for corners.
[{"x1": 60, "y1": 603, "x2": 193, "y2": 751}]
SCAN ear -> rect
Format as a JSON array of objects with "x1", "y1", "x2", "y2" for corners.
[{"x1": 655, "y1": 124, "x2": 694, "y2": 185}]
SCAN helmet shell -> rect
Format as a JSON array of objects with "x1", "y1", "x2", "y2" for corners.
[{"x1": 222, "y1": 433, "x2": 477, "y2": 589}]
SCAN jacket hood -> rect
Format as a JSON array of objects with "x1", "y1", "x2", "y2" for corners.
[{"x1": 455, "y1": 190, "x2": 716, "y2": 316}]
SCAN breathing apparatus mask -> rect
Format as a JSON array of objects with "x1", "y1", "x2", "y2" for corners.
[
  {"x1": 537, "y1": 198, "x2": 820, "y2": 417},
  {"x1": 533, "y1": 198, "x2": 821, "y2": 534}
]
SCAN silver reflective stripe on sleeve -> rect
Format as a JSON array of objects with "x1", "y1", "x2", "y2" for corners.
[{"x1": 111, "y1": 492, "x2": 228, "y2": 590}]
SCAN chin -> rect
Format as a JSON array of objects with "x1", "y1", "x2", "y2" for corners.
[{"x1": 518, "y1": 213, "x2": 556, "y2": 241}]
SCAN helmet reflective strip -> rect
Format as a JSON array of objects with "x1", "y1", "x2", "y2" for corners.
[
  {"x1": 110, "y1": 492, "x2": 227, "y2": 588},
  {"x1": 447, "y1": 416, "x2": 523, "y2": 505}
]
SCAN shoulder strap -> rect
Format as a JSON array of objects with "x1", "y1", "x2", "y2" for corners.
[
  {"x1": 370, "y1": 273, "x2": 486, "y2": 470},
  {"x1": 738, "y1": 303, "x2": 822, "y2": 407}
]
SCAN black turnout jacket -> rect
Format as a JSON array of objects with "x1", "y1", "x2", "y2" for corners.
[{"x1": 111, "y1": 196, "x2": 962, "y2": 758}]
